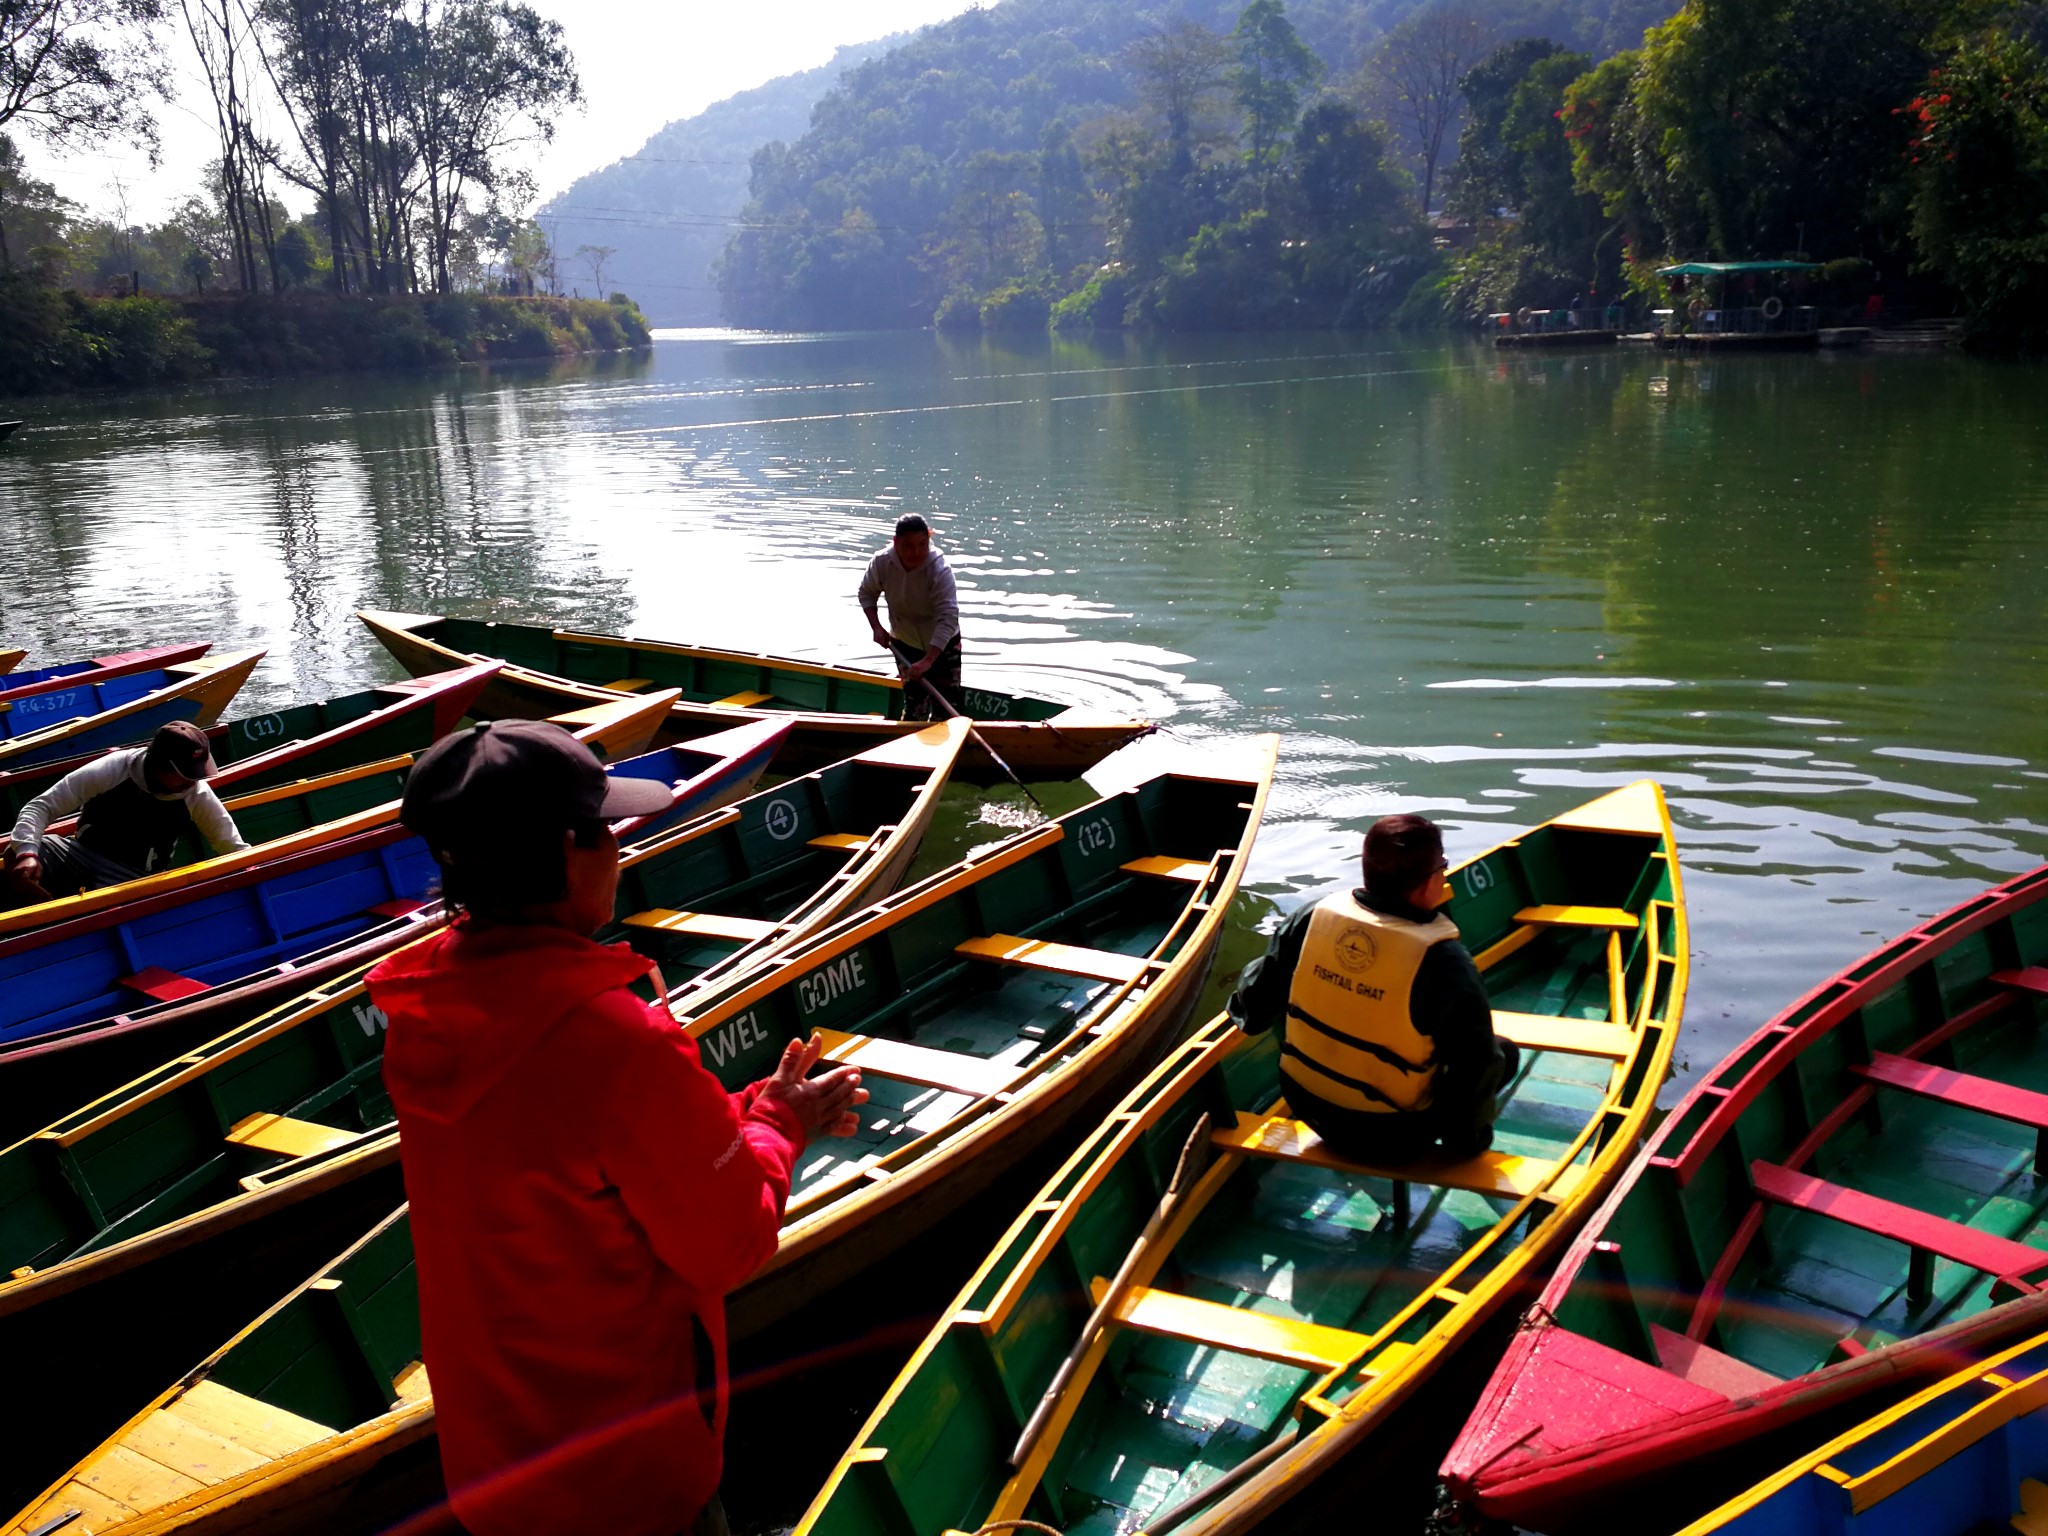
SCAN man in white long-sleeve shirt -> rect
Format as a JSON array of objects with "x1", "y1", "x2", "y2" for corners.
[
  {"x1": 4, "y1": 721, "x2": 249, "y2": 904},
  {"x1": 857, "y1": 513, "x2": 963, "y2": 720}
]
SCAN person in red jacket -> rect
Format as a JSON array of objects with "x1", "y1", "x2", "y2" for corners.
[{"x1": 368, "y1": 719, "x2": 865, "y2": 1536}]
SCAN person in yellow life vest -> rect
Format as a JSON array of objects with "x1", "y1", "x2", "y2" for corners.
[{"x1": 1227, "y1": 813, "x2": 1519, "y2": 1163}]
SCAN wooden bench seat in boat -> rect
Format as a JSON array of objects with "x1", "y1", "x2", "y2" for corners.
[
  {"x1": 1492, "y1": 1010, "x2": 1634, "y2": 1061},
  {"x1": 621, "y1": 908, "x2": 779, "y2": 944},
  {"x1": 1853, "y1": 1051, "x2": 2048, "y2": 1170},
  {"x1": 1994, "y1": 968, "x2": 2048, "y2": 998},
  {"x1": 1086, "y1": 1276, "x2": 1373, "y2": 1372},
  {"x1": 808, "y1": 833, "x2": 872, "y2": 853},
  {"x1": 604, "y1": 677, "x2": 654, "y2": 692},
  {"x1": 710, "y1": 690, "x2": 775, "y2": 709},
  {"x1": 1120, "y1": 855, "x2": 1212, "y2": 883},
  {"x1": 118, "y1": 966, "x2": 211, "y2": 1004},
  {"x1": 1513, "y1": 904, "x2": 1639, "y2": 931},
  {"x1": 811, "y1": 1029, "x2": 1020, "y2": 1100},
  {"x1": 955, "y1": 934, "x2": 1151, "y2": 987},
  {"x1": 225, "y1": 1112, "x2": 361, "y2": 1160},
  {"x1": 1215, "y1": 1112, "x2": 1586, "y2": 1203},
  {"x1": 1749, "y1": 1160, "x2": 2048, "y2": 1306}
]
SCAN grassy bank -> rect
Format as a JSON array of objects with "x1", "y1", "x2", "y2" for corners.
[{"x1": 0, "y1": 282, "x2": 651, "y2": 395}]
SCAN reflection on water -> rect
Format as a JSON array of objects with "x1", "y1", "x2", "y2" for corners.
[{"x1": 1, "y1": 333, "x2": 2044, "y2": 1095}]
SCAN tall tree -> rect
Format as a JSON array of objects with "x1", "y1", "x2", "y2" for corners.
[
  {"x1": 1366, "y1": 0, "x2": 1494, "y2": 216},
  {"x1": 1445, "y1": 38, "x2": 1564, "y2": 221},
  {"x1": 395, "y1": 0, "x2": 579, "y2": 294},
  {"x1": 1230, "y1": 0, "x2": 1322, "y2": 189},
  {"x1": 0, "y1": 0, "x2": 168, "y2": 155},
  {"x1": 1126, "y1": 18, "x2": 1231, "y2": 177},
  {"x1": 1036, "y1": 118, "x2": 1095, "y2": 276}
]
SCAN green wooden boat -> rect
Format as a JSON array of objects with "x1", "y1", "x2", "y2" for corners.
[
  {"x1": 6, "y1": 734, "x2": 1277, "y2": 1536},
  {"x1": 795, "y1": 781, "x2": 1687, "y2": 1536},
  {"x1": 359, "y1": 608, "x2": 1155, "y2": 782},
  {"x1": 0, "y1": 721, "x2": 970, "y2": 1522}
]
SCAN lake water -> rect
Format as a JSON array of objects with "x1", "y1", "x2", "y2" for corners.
[{"x1": 5, "y1": 330, "x2": 2042, "y2": 1094}]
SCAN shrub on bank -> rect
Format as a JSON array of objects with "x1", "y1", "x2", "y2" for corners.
[{"x1": 0, "y1": 288, "x2": 651, "y2": 395}]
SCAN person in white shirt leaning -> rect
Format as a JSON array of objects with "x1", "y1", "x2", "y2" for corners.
[{"x1": 858, "y1": 513, "x2": 963, "y2": 721}]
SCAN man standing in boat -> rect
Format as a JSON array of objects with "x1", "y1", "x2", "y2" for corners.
[
  {"x1": 366, "y1": 720, "x2": 866, "y2": 1536},
  {"x1": 858, "y1": 511, "x2": 964, "y2": 720},
  {"x1": 1228, "y1": 813, "x2": 1518, "y2": 1162},
  {"x1": 2, "y1": 720, "x2": 250, "y2": 905}
]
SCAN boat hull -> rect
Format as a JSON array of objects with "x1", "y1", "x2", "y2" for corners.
[
  {"x1": 360, "y1": 608, "x2": 1154, "y2": 783},
  {"x1": 0, "y1": 649, "x2": 266, "y2": 770},
  {"x1": 1442, "y1": 862, "x2": 2048, "y2": 1533}
]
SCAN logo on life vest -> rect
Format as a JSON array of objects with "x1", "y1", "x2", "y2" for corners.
[{"x1": 1334, "y1": 927, "x2": 1378, "y2": 972}]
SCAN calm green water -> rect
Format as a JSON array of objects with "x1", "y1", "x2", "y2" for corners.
[{"x1": 3, "y1": 331, "x2": 2045, "y2": 1095}]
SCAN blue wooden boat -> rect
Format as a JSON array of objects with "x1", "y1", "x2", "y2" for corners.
[
  {"x1": 0, "y1": 649, "x2": 266, "y2": 770},
  {"x1": 1680, "y1": 1327, "x2": 2048, "y2": 1536},
  {"x1": 0, "y1": 698, "x2": 769, "y2": 1135},
  {"x1": 0, "y1": 642, "x2": 211, "y2": 702}
]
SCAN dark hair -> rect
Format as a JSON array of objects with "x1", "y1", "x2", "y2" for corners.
[
  {"x1": 434, "y1": 818, "x2": 610, "y2": 920},
  {"x1": 894, "y1": 513, "x2": 930, "y2": 538},
  {"x1": 1363, "y1": 814, "x2": 1445, "y2": 898}
]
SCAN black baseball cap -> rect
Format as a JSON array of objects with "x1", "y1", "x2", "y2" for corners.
[
  {"x1": 399, "y1": 719, "x2": 672, "y2": 848},
  {"x1": 147, "y1": 720, "x2": 218, "y2": 779}
]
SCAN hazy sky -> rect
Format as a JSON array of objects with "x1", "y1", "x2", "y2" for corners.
[{"x1": 21, "y1": 0, "x2": 977, "y2": 224}]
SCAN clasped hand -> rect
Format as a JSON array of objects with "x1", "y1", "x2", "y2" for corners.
[{"x1": 757, "y1": 1031, "x2": 867, "y2": 1142}]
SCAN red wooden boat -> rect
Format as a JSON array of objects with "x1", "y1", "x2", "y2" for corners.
[{"x1": 1441, "y1": 863, "x2": 2048, "y2": 1532}]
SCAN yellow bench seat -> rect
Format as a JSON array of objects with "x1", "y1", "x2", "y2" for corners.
[
  {"x1": 1120, "y1": 855, "x2": 1212, "y2": 883},
  {"x1": 621, "y1": 909, "x2": 778, "y2": 944},
  {"x1": 1215, "y1": 1112, "x2": 1585, "y2": 1202},
  {"x1": 1087, "y1": 1276, "x2": 1371, "y2": 1372},
  {"x1": 710, "y1": 690, "x2": 775, "y2": 709},
  {"x1": 811, "y1": 1029, "x2": 1019, "y2": 1099},
  {"x1": 225, "y1": 1113, "x2": 360, "y2": 1160},
  {"x1": 954, "y1": 934, "x2": 1150, "y2": 986},
  {"x1": 1492, "y1": 1010, "x2": 1634, "y2": 1061},
  {"x1": 1515, "y1": 903, "x2": 1639, "y2": 931}
]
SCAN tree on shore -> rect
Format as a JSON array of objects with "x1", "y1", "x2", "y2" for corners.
[{"x1": 1365, "y1": 1, "x2": 1494, "y2": 215}]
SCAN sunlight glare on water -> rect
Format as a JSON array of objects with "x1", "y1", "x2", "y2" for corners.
[{"x1": 1, "y1": 330, "x2": 2043, "y2": 1094}]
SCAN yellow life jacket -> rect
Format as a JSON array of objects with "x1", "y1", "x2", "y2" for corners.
[{"x1": 1282, "y1": 891, "x2": 1459, "y2": 1115}]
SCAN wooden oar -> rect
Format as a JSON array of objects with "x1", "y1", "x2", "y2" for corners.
[
  {"x1": 1142, "y1": 1420, "x2": 1300, "y2": 1534},
  {"x1": 889, "y1": 645, "x2": 1047, "y2": 813},
  {"x1": 1009, "y1": 1111, "x2": 1214, "y2": 1470}
]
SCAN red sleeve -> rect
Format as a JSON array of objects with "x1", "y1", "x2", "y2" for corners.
[{"x1": 592, "y1": 995, "x2": 807, "y2": 1298}]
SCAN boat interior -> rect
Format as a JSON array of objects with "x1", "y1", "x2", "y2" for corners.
[
  {"x1": 1556, "y1": 874, "x2": 2048, "y2": 1384},
  {"x1": 807, "y1": 796, "x2": 1683, "y2": 1535},
  {"x1": 685, "y1": 768, "x2": 1261, "y2": 1211}
]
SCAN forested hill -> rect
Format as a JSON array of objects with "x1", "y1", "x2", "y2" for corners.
[
  {"x1": 713, "y1": 0, "x2": 1674, "y2": 329},
  {"x1": 540, "y1": 39, "x2": 900, "y2": 326}
]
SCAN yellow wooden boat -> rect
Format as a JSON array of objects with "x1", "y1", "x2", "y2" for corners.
[
  {"x1": 358, "y1": 608, "x2": 1155, "y2": 782},
  {"x1": 5, "y1": 734, "x2": 1276, "y2": 1536},
  {"x1": 0, "y1": 649, "x2": 265, "y2": 771},
  {"x1": 796, "y1": 781, "x2": 1689, "y2": 1536},
  {"x1": 0, "y1": 648, "x2": 26, "y2": 675}
]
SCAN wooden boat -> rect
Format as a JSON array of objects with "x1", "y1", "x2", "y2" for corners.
[
  {"x1": 1677, "y1": 1327, "x2": 2048, "y2": 1536},
  {"x1": 0, "y1": 648, "x2": 23, "y2": 675},
  {"x1": 1440, "y1": 862, "x2": 2048, "y2": 1533},
  {"x1": 359, "y1": 608, "x2": 1155, "y2": 782},
  {"x1": 0, "y1": 641, "x2": 211, "y2": 703},
  {"x1": 0, "y1": 649, "x2": 266, "y2": 771},
  {"x1": 0, "y1": 700, "x2": 761, "y2": 1137},
  {"x1": 0, "y1": 662, "x2": 500, "y2": 828},
  {"x1": 794, "y1": 779, "x2": 1687, "y2": 1536},
  {"x1": 8, "y1": 733, "x2": 1276, "y2": 1535},
  {"x1": 0, "y1": 723, "x2": 967, "y2": 1517},
  {"x1": 0, "y1": 719, "x2": 966, "y2": 1311}
]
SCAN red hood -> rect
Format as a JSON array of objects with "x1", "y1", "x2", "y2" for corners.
[{"x1": 369, "y1": 921, "x2": 656, "y2": 1125}]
